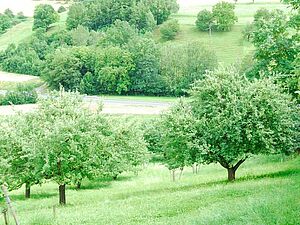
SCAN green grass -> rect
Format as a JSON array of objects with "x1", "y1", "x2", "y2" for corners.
[
  {"x1": 156, "y1": 1, "x2": 289, "y2": 65},
  {"x1": 0, "y1": 19, "x2": 34, "y2": 51},
  {"x1": 1, "y1": 155, "x2": 299, "y2": 224},
  {"x1": 0, "y1": 78, "x2": 43, "y2": 91}
]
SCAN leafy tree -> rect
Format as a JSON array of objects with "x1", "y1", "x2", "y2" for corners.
[
  {"x1": 212, "y1": 1, "x2": 237, "y2": 31},
  {"x1": 0, "y1": 113, "x2": 45, "y2": 198},
  {"x1": 30, "y1": 90, "x2": 112, "y2": 204},
  {"x1": 195, "y1": 9, "x2": 214, "y2": 33},
  {"x1": 66, "y1": 3, "x2": 86, "y2": 30},
  {"x1": 98, "y1": 20, "x2": 138, "y2": 47},
  {"x1": 160, "y1": 99, "x2": 200, "y2": 177},
  {"x1": 130, "y1": 1, "x2": 156, "y2": 33},
  {"x1": 105, "y1": 121, "x2": 149, "y2": 179},
  {"x1": 160, "y1": 19, "x2": 180, "y2": 40},
  {"x1": 69, "y1": 25, "x2": 90, "y2": 46},
  {"x1": 95, "y1": 46, "x2": 134, "y2": 94},
  {"x1": 247, "y1": 8, "x2": 299, "y2": 99},
  {"x1": 189, "y1": 68, "x2": 299, "y2": 181},
  {"x1": 33, "y1": 4, "x2": 59, "y2": 30},
  {"x1": 160, "y1": 41, "x2": 217, "y2": 96},
  {"x1": 43, "y1": 47, "x2": 95, "y2": 90},
  {"x1": 0, "y1": 43, "x2": 42, "y2": 76},
  {"x1": 144, "y1": 0, "x2": 179, "y2": 25},
  {"x1": 127, "y1": 37, "x2": 164, "y2": 95}
]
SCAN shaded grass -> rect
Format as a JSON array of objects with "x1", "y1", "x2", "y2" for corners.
[{"x1": 1, "y1": 155, "x2": 299, "y2": 224}]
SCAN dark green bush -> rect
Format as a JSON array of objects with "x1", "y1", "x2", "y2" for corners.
[
  {"x1": 0, "y1": 85, "x2": 38, "y2": 106},
  {"x1": 57, "y1": 6, "x2": 67, "y2": 13}
]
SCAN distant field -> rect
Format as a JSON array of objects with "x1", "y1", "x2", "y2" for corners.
[{"x1": 1, "y1": 155, "x2": 299, "y2": 224}]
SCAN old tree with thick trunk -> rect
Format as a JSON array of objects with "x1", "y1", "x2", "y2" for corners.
[{"x1": 159, "y1": 67, "x2": 298, "y2": 181}]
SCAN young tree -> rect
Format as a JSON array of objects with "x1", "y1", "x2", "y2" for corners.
[
  {"x1": 189, "y1": 68, "x2": 298, "y2": 181},
  {"x1": 33, "y1": 4, "x2": 59, "y2": 30},
  {"x1": 195, "y1": 9, "x2": 214, "y2": 34},
  {"x1": 212, "y1": 2, "x2": 237, "y2": 31},
  {"x1": 160, "y1": 99, "x2": 200, "y2": 180}
]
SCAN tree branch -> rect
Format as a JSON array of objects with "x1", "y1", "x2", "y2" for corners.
[{"x1": 233, "y1": 157, "x2": 247, "y2": 171}]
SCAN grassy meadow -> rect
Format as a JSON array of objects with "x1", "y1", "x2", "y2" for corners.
[{"x1": 0, "y1": 155, "x2": 299, "y2": 224}]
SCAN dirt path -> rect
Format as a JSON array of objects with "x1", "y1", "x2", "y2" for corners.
[{"x1": 0, "y1": 71, "x2": 38, "y2": 82}]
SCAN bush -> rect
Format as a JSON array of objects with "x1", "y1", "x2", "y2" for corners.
[
  {"x1": 0, "y1": 85, "x2": 38, "y2": 105},
  {"x1": 160, "y1": 19, "x2": 179, "y2": 40},
  {"x1": 33, "y1": 4, "x2": 59, "y2": 30},
  {"x1": 195, "y1": 9, "x2": 214, "y2": 31},
  {"x1": 212, "y1": 2, "x2": 237, "y2": 31},
  {"x1": 0, "y1": 43, "x2": 42, "y2": 76},
  {"x1": 57, "y1": 6, "x2": 67, "y2": 13}
]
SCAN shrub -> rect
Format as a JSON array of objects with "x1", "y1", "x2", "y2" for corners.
[
  {"x1": 195, "y1": 9, "x2": 214, "y2": 32},
  {"x1": 0, "y1": 85, "x2": 38, "y2": 105},
  {"x1": 160, "y1": 19, "x2": 180, "y2": 40},
  {"x1": 212, "y1": 1, "x2": 237, "y2": 31},
  {"x1": 33, "y1": 4, "x2": 59, "y2": 30},
  {"x1": 57, "y1": 6, "x2": 67, "y2": 13}
]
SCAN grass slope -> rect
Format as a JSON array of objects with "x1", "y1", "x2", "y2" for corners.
[
  {"x1": 156, "y1": 1, "x2": 288, "y2": 65},
  {"x1": 1, "y1": 155, "x2": 299, "y2": 224}
]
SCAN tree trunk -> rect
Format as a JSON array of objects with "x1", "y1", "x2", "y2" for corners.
[
  {"x1": 59, "y1": 184, "x2": 66, "y2": 205},
  {"x1": 76, "y1": 182, "x2": 81, "y2": 190},
  {"x1": 172, "y1": 170, "x2": 175, "y2": 182},
  {"x1": 25, "y1": 183, "x2": 30, "y2": 199},
  {"x1": 227, "y1": 168, "x2": 236, "y2": 181}
]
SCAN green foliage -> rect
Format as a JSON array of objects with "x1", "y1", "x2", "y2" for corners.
[
  {"x1": 0, "y1": 13, "x2": 12, "y2": 34},
  {"x1": 189, "y1": 67, "x2": 298, "y2": 179},
  {"x1": 127, "y1": 37, "x2": 164, "y2": 95},
  {"x1": 247, "y1": 8, "x2": 299, "y2": 99},
  {"x1": 66, "y1": 0, "x2": 177, "y2": 31},
  {"x1": 212, "y1": 2, "x2": 238, "y2": 31},
  {"x1": 66, "y1": 3, "x2": 86, "y2": 30},
  {"x1": 98, "y1": 20, "x2": 138, "y2": 47},
  {"x1": 130, "y1": 0, "x2": 156, "y2": 33},
  {"x1": 0, "y1": 43, "x2": 42, "y2": 76},
  {"x1": 0, "y1": 84, "x2": 38, "y2": 106},
  {"x1": 159, "y1": 99, "x2": 200, "y2": 170},
  {"x1": 160, "y1": 42, "x2": 218, "y2": 96},
  {"x1": 43, "y1": 47, "x2": 95, "y2": 90},
  {"x1": 195, "y1": 9, "x2": 214, "y2": 32},
  {"x1": 33, "y1": 4, "x2": 59, "y2": 30},
  {"x1": 95, "y1": 46, "x2": 134, "y2": 94},
  {"x1": 160, "y1": 19, "x2": 180, "y2": 40},
  {"x1": 144, "y1": 0, "x2": 179, "y2": 25}
]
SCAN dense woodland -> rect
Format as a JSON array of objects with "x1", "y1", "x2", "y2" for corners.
[{"x1": 0, "y1": 0, "x2": 299, "y2": 221}]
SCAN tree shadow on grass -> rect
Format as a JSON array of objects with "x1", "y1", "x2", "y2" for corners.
[
  {"x1": 111, "y1": 168, "x2": 300, "y2": 201},
  {"x1": 68, "y1": 175, "x2": 134, "y2": 191},
  {"x1": 236, "y1": 169, "x2": 300, "y2": 183},
  {"x1": 8, "y1": 192, "x2": 57, "y2": 202}
]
